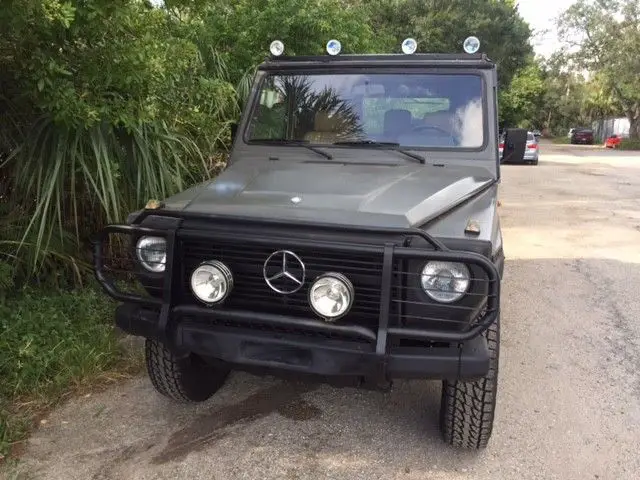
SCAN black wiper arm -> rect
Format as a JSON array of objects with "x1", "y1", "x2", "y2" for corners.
[
  {"x1": 333, "y1": 140, "x2": 425, "y2": 164},
  {"x1": 248, "y1": 139, "x2": 333, "y2": 160}
]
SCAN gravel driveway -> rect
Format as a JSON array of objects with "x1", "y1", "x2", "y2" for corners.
[{"x1": 9, "y1": 142, "x2": 640, "y2": 480}]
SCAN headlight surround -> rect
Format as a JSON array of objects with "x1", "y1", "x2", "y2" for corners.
[
  {"x1": 308, "y1": 272, "x2": 354, "y2": 321},
  {"x1": 190, "y1": 261, "x2": 234, "y2": 305},
  {"x1": 135, "y1": 236, "x2": 167, "y2": 273},
  {"x1": 420, "y1": 261, "x2": 470, "y2": 303}
]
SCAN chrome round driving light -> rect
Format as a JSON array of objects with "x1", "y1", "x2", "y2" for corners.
[
  {"x1": 326, "y1": 39, "x2": 342, "y2": 56},
  {"x1": 308, "y1": 273, "x2": 354, "y2": 321},
  {"x1": 463, "y1": 36, "x2": 480, "y2": 54},
  {"x1": 269, "y1": 40, "x2": 284, "y2": 56},
  {"x1": 420, "y1": 261, "x2": 470, "y2": 303},
  {"x1": 135, "y1": 236, "x2": 167, "y2": 273},
  {"x1": 190, "y1": 261, "x2": 234, "y2": 305},
  {"x1": 401, "y1": 38, "x2": 418, "y2": 54}
]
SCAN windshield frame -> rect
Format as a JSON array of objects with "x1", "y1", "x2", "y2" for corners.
[{"x1": 241, "y1": 67, "x2": 490, "y2": 154}]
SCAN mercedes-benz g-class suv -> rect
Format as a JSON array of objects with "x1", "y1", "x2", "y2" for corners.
[{"x1": 93, "y1": 37, "x2": 526, "y2": 449}]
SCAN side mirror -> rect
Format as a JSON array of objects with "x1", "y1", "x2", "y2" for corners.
[
  {"x1": 500, "y1": 128, "x2": 527, "y2": 164},
  {"x1": 230, "y1": 123, "x2": 239, "y2": 142}
]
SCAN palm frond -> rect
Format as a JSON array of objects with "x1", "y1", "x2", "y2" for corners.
[{"x1": 3, "y1": 117, "x2": 209, "y2": 277}]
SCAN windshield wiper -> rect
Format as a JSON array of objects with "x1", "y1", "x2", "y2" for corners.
[
  {"x1": 332, "y1": 140, "x2": 425, "y2": 164},
  {"x1": 248, "y1": 139, "x2": 333, "y2": 160}
]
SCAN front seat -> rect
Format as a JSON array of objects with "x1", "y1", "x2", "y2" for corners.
[
  {"x1": 422, "y1": 111, "x2": 454, "y2": 135},
  {"x1": 304, "y1": 112, "x2": 341, "y2": 144},
  {"x1": 383, "y1": 109, "x2": 412, "y2": 141}
]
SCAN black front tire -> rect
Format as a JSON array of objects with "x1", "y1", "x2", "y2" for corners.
[
  {"x1": 145, "y1": 338, "x2": 230, "y2": 402},
  {"x1": 439, "y1": 317, "x2": 500, "y2": 449}
]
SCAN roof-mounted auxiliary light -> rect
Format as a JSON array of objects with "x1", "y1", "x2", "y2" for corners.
[
  {"x1": 463, "y1": 36, "x2": 480, "y2": 54},
  {"x1": 270, "y1": 40, "x2": 284, "y2": 56},
  {"x1": 326, "y1": 39, "x2": 342, "y2": 56},
  {"x1": 401, "y1": 38, "x2": 418, "y2": 54}
]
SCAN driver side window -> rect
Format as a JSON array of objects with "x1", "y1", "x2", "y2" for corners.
[{"x1": 250, "y1": 83, "x2": 287, "y2": 140}]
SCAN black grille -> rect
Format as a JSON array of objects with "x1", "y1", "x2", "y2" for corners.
[{"x1": 179, "y1": 237, "x2": 386, "y2": 329}]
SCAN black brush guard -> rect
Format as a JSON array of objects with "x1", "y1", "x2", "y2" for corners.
[{"x1": 92, "y1": 220, "x2": 500, "y2": 381}]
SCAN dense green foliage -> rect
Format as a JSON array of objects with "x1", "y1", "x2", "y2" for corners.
[
  {"x1": 363, "y1": 0, "x2": 533, "y2": 88},
  {"x1": 196, "y1": 0, "x2": 383, "y2": 89},
  {"x1": 0, "y1": 0, "x2": 238, "y2": 285},
  {"x1": 619, "y1": 139, "x2": 640, "y2": 150}
]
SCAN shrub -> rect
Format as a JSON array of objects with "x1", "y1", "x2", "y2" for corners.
[{"x1": 618, "y1": 138, "x2": 640, "y2": 150}]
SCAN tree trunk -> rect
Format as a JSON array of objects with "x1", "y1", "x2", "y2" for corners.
[{"x1": 629, "y1": 115, "x2": 640, "y2": 140}]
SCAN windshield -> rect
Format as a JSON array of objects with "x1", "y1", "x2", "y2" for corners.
[{"x1": 246, "y1": 72, "x2": 486, "y2": 149}]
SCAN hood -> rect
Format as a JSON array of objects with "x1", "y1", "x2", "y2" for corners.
[{"x1": 162, "y1": 161, "x2": 495, "y2": 229}]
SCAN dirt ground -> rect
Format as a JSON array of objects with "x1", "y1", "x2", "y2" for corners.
[{"x1": 5, "y1": 141, "x2": 640, "y2": 480}]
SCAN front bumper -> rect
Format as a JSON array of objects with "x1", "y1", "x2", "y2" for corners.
[
  {"x1": 94, "y1": 220, "x2": 501, "y2": 383},
  {"x1": 117, "y1": 303, "x2": 492, "y2": 380}
]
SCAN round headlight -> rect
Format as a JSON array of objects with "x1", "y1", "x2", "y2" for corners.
[
  {"x1": 420, "y1": 261, "x2": 470, "y2": 303},
  {"x1": 135, "y1": 236, "x2": 166, "y2": 273},
  {"x1": 308, "y1": 273, "x2": 354, "y2": 321},
  {"x1": 190, "y1": 261, "x2": 234, "y2": 305}
]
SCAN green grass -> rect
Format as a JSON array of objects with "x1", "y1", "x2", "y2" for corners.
[
  {"x1": 0, "y1": 288, "x2": 140, "y2": 458},
  {"x1": 551, "y1": 136, "x2": 570, "y2": 144},
  {"x1": 618, "y1": 138, "x2": 640, "y2": 150}
]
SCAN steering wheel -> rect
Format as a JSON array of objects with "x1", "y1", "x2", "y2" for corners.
[{"x1": 410, "y1": 124, "x2": 452, "y2": 136}]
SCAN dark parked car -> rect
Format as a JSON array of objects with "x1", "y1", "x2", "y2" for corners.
[
  {"x1": 570, "y1": 128, "x2": 594, "y2": 145},
  {"x1": 92, "y1": 38, "x2": 527, "y2": 449}
]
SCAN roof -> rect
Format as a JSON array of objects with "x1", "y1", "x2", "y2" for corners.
[{"x1": 258, "y1": 53, "x2": 496, "y2": 71}]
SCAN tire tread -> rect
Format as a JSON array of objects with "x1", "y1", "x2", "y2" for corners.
[
  {"x1": 145, "y1": 338, "x2": 229, "y2": 403},
  {"x1": 440, "y1": 317, "x2": 499, "y2": 449}
]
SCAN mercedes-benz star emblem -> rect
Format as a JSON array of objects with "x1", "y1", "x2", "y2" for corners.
[{"x1": 263, "y1": 250, "x2": 306, "y2": 294}]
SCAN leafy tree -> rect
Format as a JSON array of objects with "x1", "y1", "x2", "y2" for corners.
[
  {"x1": 498, "y1": 63, "x2": 546, "y2": 130},
  {"x1": 0, "y1": 0, "x2": 238, "y2": 282},
  {"x1": 360, "y1": 0, "x2": 534, "y2": 88},
  {"x1": 535, "y1": 55, "x2": 590, "y2": 134},
  {"x1": 558, "y1": 0, "x2": 640, "y2": 138},
  {"x1": 191, "y1": 0, "x2": 383, "y2": 93}
]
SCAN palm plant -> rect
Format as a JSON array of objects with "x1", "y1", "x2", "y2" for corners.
[{"x1": 0, "y1": 116, "x2": 207, "y2": 281}]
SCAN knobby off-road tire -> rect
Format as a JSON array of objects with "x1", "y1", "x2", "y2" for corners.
[
  {"x1": 439, "y1": 316, "x2": 500, "y2": 449},
  {"x1": 145, "y1": 338, "x2": 230, "y2": 402}
]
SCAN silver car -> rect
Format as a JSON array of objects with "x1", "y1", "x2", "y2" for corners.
[{"x1": 499, "y1": 131, "x2": 539, "y2": 165}]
